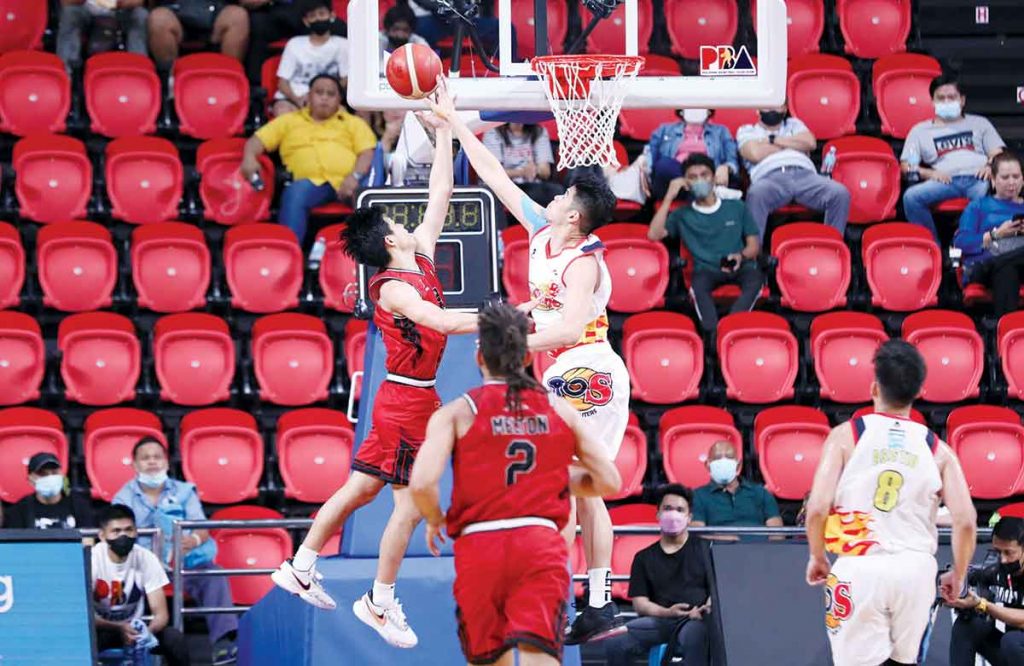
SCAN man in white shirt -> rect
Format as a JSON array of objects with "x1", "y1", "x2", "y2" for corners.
[{"x1": 272, "y1": 0, "x2": 349, "y2": 116}]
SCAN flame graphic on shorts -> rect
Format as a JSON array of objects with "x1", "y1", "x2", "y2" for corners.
[{"x1": 824, "y1": 509, "x2": 878, "y2": 556}]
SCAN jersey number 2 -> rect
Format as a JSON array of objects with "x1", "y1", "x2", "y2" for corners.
[
  {"x1": 505, "y1": 440, "x2": 537, "y2": 486},
  {"x1": 873, "y1": 470, "x2": 904, "y2": 512}
]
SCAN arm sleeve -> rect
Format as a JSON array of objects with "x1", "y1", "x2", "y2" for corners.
[
  {"x1": 980, "y1": 118, "x2": 1006, "y2": 154},
  {"x1": 533, "y1": 128, "x2": 554, "y2": 166},
  {"x1": 254, "y1": 115, "x2": 289, "y2": 153},
  {"x1": 761, "y1": 486, "x2": 782, "y2": 521},
  {"x1": 182, "y1": 486, "x2": 208, "y2": 521},
  {"x1": 142, "y1": 550, "x2": 170, "y2": 592},
  {"x1": 786, "y1": 117, "x2": 809, "y2": 134},
  {"x1": 276, "y1": 40, "x2": 299, "y2": 80},
  {"x1": 735, "y1": 123, "x2": 757, "y2": 149},
  {"x1": 336, "y1": 37, "x2": 350, "y2": 77},
  {"x1": 952, "y1": 199, "x2": 988, "y2": 253},
  {"x1": 691, "y1": 489, "x2": 709, "y2": 524},
  {"x1": 647, "y1": 124, "x2": 667, "y2": 161},
  {"x1": 899, "y1": 128, "x2": 921, "y2": 162},
  {"x1": 626, "y1": 549, "x2": 651, "y2": 599},
  {"x1": 664, "y1": 209, "x2": 682, "y2": 240},
  {"x1": 348, "y1": 115, "x2": 379, "y2": 155}
]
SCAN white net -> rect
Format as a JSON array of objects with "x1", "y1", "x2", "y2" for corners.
[{"x1": 531, "y1": 55, "x2": 644, "y2": 170}]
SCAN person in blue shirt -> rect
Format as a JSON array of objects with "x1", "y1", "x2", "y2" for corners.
[
  {"x1": 690, "y1": 440, "x2": 783, "y2": 529},
  {"x1": 953, "y1": 150, "x2": 1024, "y2": 316},
  {"x1": 643, "y1": 109, "x2": 739, "y2": 201}
]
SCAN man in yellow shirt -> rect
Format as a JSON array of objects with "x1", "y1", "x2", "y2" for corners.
[{"x1": 242, "y1": 74, "x2": 377, "y2": 245}]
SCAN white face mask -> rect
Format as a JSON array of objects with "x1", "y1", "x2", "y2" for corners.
[
  {"x1": 709, "y1": 457, "x2": 738, "y2": 485},
  {"x1": 34, "y1": 474, "x2": 64, "y2": 498},
  {"x1": 682, "y1": 108, "x2": 710, "y2": 124},
  {"x1": 138, "y1": 470, "x2": 168, "y2": 489}
]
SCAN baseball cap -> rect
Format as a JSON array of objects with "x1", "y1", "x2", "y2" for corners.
[{"x1": 27, "y1": 452, "x2": 60, "y2": 474}]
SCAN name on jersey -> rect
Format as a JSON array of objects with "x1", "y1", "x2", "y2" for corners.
[
  {"x1": 491, "y1": 415, "x2": 551, "y2": 436},
  {"x1": 872, "y1": 448, "x2": 919, "y2": 468}
]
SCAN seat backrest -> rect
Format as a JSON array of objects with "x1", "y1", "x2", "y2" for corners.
[
  {"x1": 755, "y1": 406, "x2": 830, "y2": 500},
  {"x1": 495, "y1": 0, "x2": 569, "y2": 58},
  {"x1": 998, "y1": 311, "x2": 1024, "y2": 400},
  {"x1": 786, "y1": 54, "x2": 860, "y2": 139},
  {"x1": 0, "y1": 310, "x2": 43, "y2": 406},
  {"x1": 84, "y1": 52, "x2": 161, "y2": 137},
  {"x1": 0, "y1": 221, "x2": 25, "y2": 309},
  {"x1": 0, "y1": 50, "x2": 70, "y2": 135},
  {"x1": 210, "y1": 505, "x2": 292, "y2": 605},
  {"x1": 315, "y1": 223, "x2": 360, "y2": 312},
  {"x1": 823, "y1": 135, "x2": 900, "y2": 224},
  {"x1": 717, "y1": 312, "x2": 798, "y2": 403},
  {"x1": 752, "y1": 0, "x2": 823, "y2": 57},
  {"x1": 37, "y1": 221, "x2": 117, "y2": 312},
  {"x1": 608, "y1": 421, "x2": 648, "y2": 500},
  {"x1": 947, "y1": 405, "x2": 1024, "y2": 499},
  {"x1": 106, "y1": 136, "x2": 184, "y2": 224},
  {"x1": 862, "y1": 223, "x2": 941, "y2": 311},
  {"x1": 252, "y1": 313, "x2": 334, "y2": 406},
  {"x1": 771, "y1": 222, "x2": 851, "y2": 311},
  {"x1": 871, "y1": 53, "x2": 943, "y2": 139},
  {"x1": 13, "y1": 134, "x2": 92, "y2": 223},
  {"x1": 902, "y1": 309, "x2": 983, "y2": 402},
  {"x1": 584, "y1": 0, "x2": 653, "y2": 54},
  {"x1": 501, "y1": 225, "x2": 532, "y2": 304},
  {"x1": 173, "y1": 53, "x2": 249, "y2": 139},
  {"x1": 0, "y1": 407, "x2": 67, "y2": 503},
  {"x1": 837, "y1": 0, "x2": 910, "y2": 58},
  {"x1": 223, "y1": 224, "x2": 303, "y2": 313},
  {"x1": 622, "y1": 311, "x2": 703, "y2": 403},
  {"x1": 57, "y1": 312, "x2": 141, "y2": 406},
  {"x1": 180, "y1": 408, "x2": 263, "y2": 503},
  {"x1": 131, "y1": 222, "x2": 211, "y2": 313},
  {"x1": 659, "y1": 406, "x2": 742, "y2": 488},
  {"x1": 197, "y1": 138, "x2": 274, "y2": 224},
  {"x1": 154, "y1": 313, "x2": 235, "y2": 406},
  {"x1": 600, "y1": 224, "x2": 669, "y2": 312},
  {"x1": 84, "y1": 408, "x2": 165, "y2": 501},
  {"x1": 663, "y1": 0, "x2": 737, "y2": 59},
  {"x1": 0, "y1": 2, "x2": 47, "y2": 53},
  {"x1": 810, "y1": 311, "x2": 888, "y2": 403},
  {"x1": 277, "y1": 408, "x2": 354, "y2": 503}
]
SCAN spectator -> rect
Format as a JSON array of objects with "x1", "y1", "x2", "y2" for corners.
[
  {"x1": 271, "y1": 0, "x2": 349, "y2": 117},
  {"x1": 92, "y1": 504, "x2": 191, "y2": 666},
  {"x1": 379, "y1": 4, "x2": 430, "y2": 55},
  {"x1": 112, "y1": 438, "x2": 238, "y2": 666},
  {"x1": 643, "y1": 108, "x2": 739, "y2": 201},
  {"x1": 603, "y1": 484, "x2": 713, "y2": 666},
  {"x1": 245, "y1": 0, "x2": 306, "y2": 84},
  {"x1": 242, "y1": 74, "x2": 377, "y2": 245},
  {"x1": 737, "y1": 103, "x2": 851, "y2": 240},
  {"x1": 902, "y1": 76, "x2": 1006, "y2": 243},
  {"x1": 148, "y1": 0, "x2": 250, "y2": 75},
  {"x1": 648, "y1": 153, "x2": 763, "y2": 335},
  {"x1": 482, "y1": 123, "x2": 563, "y2": 206},
  {"x1": 953, "y1": 151, "x2": 1024, "y2": 317},
  {"x1": 57, "y1": 0, "x2": 149, "y2": 75},
  {"x1": 947, "y1": 517, "x2": 1024, "y2": 665},
  {"x1": 690, "y1": 441, "x2": 783, "y2": 528},
  {"x1": 3, "y1": 452, "x2": 95, "y2": 530}
]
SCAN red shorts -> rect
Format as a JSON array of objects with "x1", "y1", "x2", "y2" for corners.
[
  {"x1": 453, "y1": 526, "x2": 569, "y2": 665},
  {"x1": 351, "y1": 381, "x2": 441, "y2": 485}
]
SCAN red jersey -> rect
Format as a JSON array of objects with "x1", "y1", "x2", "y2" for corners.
[
  {"x1": 368, "y1": 253, "x2": 447, "y2": 381},
  {"x1": 446, "y1": 383, "x2": 576, "y2": 538}
]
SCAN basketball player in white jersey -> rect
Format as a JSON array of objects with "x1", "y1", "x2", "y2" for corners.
[
  {"x1": 805, "y1": 340, "x2": 977, "y2": 666},
  {"x1": 429, "y1": 84, "x2": 631, "y2": 643}
]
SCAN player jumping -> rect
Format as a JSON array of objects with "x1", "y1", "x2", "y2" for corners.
[
  {"x1": 409, "y1": 302, "x2": 622, "y2": 666},
  {"x1": 804, "y1": 340, "x2": 977, "y2": 666}
]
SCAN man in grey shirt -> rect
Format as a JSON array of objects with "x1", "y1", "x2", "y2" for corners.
[{"x1": 901, "y1": 76, "x2": 1005, "y2": 242}]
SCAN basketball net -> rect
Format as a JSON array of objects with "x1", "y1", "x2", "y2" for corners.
[{"x1": 531, "y1": 55, "x2": 644, "y2": 170}]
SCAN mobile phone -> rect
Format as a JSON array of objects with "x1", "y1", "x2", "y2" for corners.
[{"x1": 720, "y1": 256, "x2": 739, "y2": 270}]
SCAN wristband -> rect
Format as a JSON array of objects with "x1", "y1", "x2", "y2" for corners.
[
  {"x1": 976, "y1": 598, "x2": 988, "y2": 614},
  {"x1": 191, "y1": 533, "x2": 202, "y2": 547}
]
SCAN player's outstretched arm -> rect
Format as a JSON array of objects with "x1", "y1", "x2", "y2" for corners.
[
  {"x1": 935, "y1": 441, "x2": 977, "y2": 603},
  {"x1": 410, "y1": 405, "x2": 459, "y2": 556},
  {"x1": 527, "y1": 257, "x2": 599, "y2": 352},
  {"x1": 412, "y1": 109, "x2": 454, "y2": 257},
  {"x1": 552, "y1": 398, "x2": 621, "y2": 498},
  {"x1": 804, "y1": 424, "x2": 851, "y2": 585},
  {"x1": 378, "y1": 280, "x2": 478, "y2": 334}
]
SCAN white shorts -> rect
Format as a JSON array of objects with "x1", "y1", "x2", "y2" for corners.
[
  {"x1": 826, "y1": 551, "x2": 938, "y2": 666},
  {"x1": 542, "y1": 343, "x2": 630, "y2": 458}
]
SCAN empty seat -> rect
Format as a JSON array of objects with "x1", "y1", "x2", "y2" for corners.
[
  {"x1": 584, "y1": 0, "x2": 653, "y2": 55},
  {"x1": 197, "y1": 138, "x2": 275, "y2": 225},
  {"x1": 277, "y1": 408, "x2": 354, "y2": 503},
  {"x1": 501, "y1": 225, "x2": 531, "y2": 304},
  {"x1": 872, "y1": 54, "x2": 943, "y2": 139},
  {"x1": 837, "y1": 0, "x2": 910, "y2": 59},
  {"x1": 180, "y1": 408, "x2": 263, "y2": 504},
  {"x1": 611, "y1": 533, "x2": 660, "y2": 600},
  {"x1": 253, "y1": 313, "x2": 334, "y2": 406},
  {"x1": 496, "y1": 0, "x2": 568, "y2": 58},
  {"x1": 58, "y1": 312, "x2": 140, "y2": 406},
  {"x1": 862, "y1": 223, "x2": 941, "y2": 311},
  {"x1": 811, "y1": 312, "x2": 888, "y2": 403},
  {"x1": 823, "y1": 135, "x2": 900, "y2": 224},
  {"x1": 608, "y1": 504, "x2": 658, "y2": 600},
  {"x1": 902, "y1": 310, "x2": 983, "y2": 403},
  {"x1": 752, "y1": 0, "x2": 823, "y2": 57},
  {"x1": 0, "y1": 51, "x2": 69, "y2": 136},
  {"x1": 717, "y1": 312, "x2": 799, "y2": 403},
  {"x1": 84, "y1": 408, "x2": 165, "y2": 501},
  {"x1": 622, "y1": 311, "x2": 703, "y2": 403},
  {"x1": 345, "y1": 318, "x2": 368, "y2": 403},
  {"x1": 600, "y1": 224, "x2": 669, "y2": 313},
  {"x1": 13, "y1": 134, "x2": 92, "y2": 223},
  {"x1": 641, "y1": 54, "x2": 681, "y2": 76},
  {"x1": 609, "y1": 412, "x2": 647, "y2": 500},
  {"x1": 84, "y1": 52, "x2": 161, "y2": 137},
  {"x1": 173, "y1": 53, "x2": 249, "y2": 139},
  {"x1": 755, "y1": 405, "x2": 830, "y2": 500},
  {"x1": 999, "y1": 311, "x2": 1024, "y2": 401},
  {"x1": 664, "y1": 0, "x2": 737, "y2": 60},
  {"x1": 0, "y1": 407, "x2": 67, "y2": 503},
  {"x1": 106, "y1": 136, "x2": 183, "y2": 224},
  {"x1": 210, "y1": 505, "x2": 291, "y2": 604},
  {"x1": 223, "y1": 224, "x2": 303, "y2": 313},
  {"x1": 316, "y1": 223, "x2": 359, "y2": 313},
  {"x1": 0, "y1": 1, "x2": 46, "y2": 53},
  {"x1": 0, "y1": 222, "x2": 25, "y2": 309},
  {"x1": 786, "y1": 54, "x2": 860, "y2": 140},
  {"x1": 712, "y1": 108, "x2": 758, "y2": 139},
  {"x1": 131, "y1": 222, "x2": 210, "y2": 313},
  {"x1": 0, "y1": 311, "x2": 43, "y2": 406},
  {"x1": 154, "y1": 313, "x2": 234, "y2": 406},
  {"x1": 659, "y1": 405, "x2": 742, "y2": 488},
  {"x1": 36, "y1": 221, "x2": 117, "y2": 312},
  {"x1": 260, "y1": 55, "x2": 281, "y2": 114},
  {"x1": 947, "y1": 406, "x2": 1024, "y2": 500},
  {"x1": 618, "y1": 108, "x2": 679, "y2": 143},
  {"x1": 771, "y1": 223, "x2": 850, "y2": 312}
]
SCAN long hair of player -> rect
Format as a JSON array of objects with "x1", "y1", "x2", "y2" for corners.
[{"x1": 477, "y1": 303, "x2": 541, "y2": 414}]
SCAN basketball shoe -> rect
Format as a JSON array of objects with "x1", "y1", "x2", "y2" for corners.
[
  {"x1": 564, "y1": 601, "x2": 627, "y2": 645},
  {"x1": 270, "y1": 559, "x2": 337, "y2": 610},
  {"x1": 353, "y1": 592, "x2": 419, "y2": 648}
]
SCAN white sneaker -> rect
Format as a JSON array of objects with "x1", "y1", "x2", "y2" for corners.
[
  {"x1": 352, "y1": 592, "x2": 418, "y2": 648},
  {"x1": 270, "y1": 559, "x2": 337, "y2": 610}
]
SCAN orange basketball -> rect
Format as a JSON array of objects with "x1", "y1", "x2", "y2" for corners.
[{"x1": 386, "y1": 43, "x2": 443, "y2": 99}]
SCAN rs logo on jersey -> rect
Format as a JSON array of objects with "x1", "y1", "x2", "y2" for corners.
[
  {"x1": 547, "y1": 367, "x2": 612, "y2": 415},
  {"x1": 824, "y1": 574, "x2": 853, "y2": 633},
  {"x1": 531, "y1": 281, "x2": 563, "y2": 312}
]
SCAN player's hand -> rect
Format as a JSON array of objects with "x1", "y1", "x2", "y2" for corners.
[
  {"x1": 667, "y1": 176, "x2": 689, "y2": 197},
  {"x1": 929, "y1": 169, "x2": 953, "y2": 184},
  {"x1": 425, "y1": 521, "x2": 447, "y2": 557},
  {"x1": 425, "y1": 77, "x2": 457, "y2": 123},
  {"x1": 944, "y1": 590, "x2": 979, "y2": 610},
  {"x1": 515, "y1": 297, "x2": 541, "y2": 315},
  {"x1": 119, "y1": 621, "x2": 140, "y2": 645},
  {"x1": 337, "y1": 175, "x2": 360, "y2": 201},
  {"x1": 939, "y1": 569, "x2": 964, "y2": 604},
  {"x1": 239, "y1": 157, "x2": 259, "y2": 183},
  {"x1": 805, "y1": 554, "x2": 831, "y2": 586},
  {"x1": 415, "y1": 110, "x2": 449, "y2": 131}
]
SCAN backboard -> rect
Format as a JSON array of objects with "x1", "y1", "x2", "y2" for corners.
[{"x1": 348, "y1": 0, "x2": 787, "y2": 111}]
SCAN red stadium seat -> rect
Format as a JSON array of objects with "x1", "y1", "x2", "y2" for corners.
[
  {"x1": 611, "y1": 534, "x2": 659, "y2": 600},
  {"x1": 173, "y1": 53, "x2": 248, "y2": 139},
  {"x1": 0, "y1": 51, "x2": 69, "y2": 135},
  {"x1": 36, "y1": 221, "x2": 117, "y2": 312},
  {"x1": 316, "y1": 223, "x2": 360, "y2": 313},
  {"x1": 501, "y1": 225, "x2": 531, "y2": 305},
  {"x1": 852, "y1": 404, "x2": 927, "y2": 425},
  {"x1": 496, "y1": 0, "x2": 568, "y2": 58},
  {"x1": 755, "y1": 406, "x2": 830, "y2": 500},
  {"x1": 872, "y1": 54, "x2": 943, "y2": 139},
  {"x1": 84, "y1": 408, "x2": 165, "y2": 501},
  {"x1": 570, "y1": 535, "x2": 586, "y2": 598},
  {"x1": 947, "y1": 406, "x2": 1024, "y2": 499},
  {"x1": 0, "y1": 407, "x2": 67, "y2": 503},
  {"x1": 197, "y1": 138, "x2": 275, "y2": 225},
  {"x1": 641, "y1": 54, "x2": 680, "y2": 76},
  {"x1": 131, "y1": 222, "x2": 210, "y2": 313},
  {"x1": 252, "y1": 314, "x2": 334, "y2": 406},
  {"x1": 210, "y1": 505, "x2": 291, "y2": 604},
  {"x1": 106, "y1": 136, "x2": 183, "y2": 224},
  {"x1": 181, "y1": 408, "x2": 263, "y2": 503},
  {"x1": 618, "y1": 108, "x2": 679, "y2": 143},
  {"x1": 154, "y1": 313, "x2": 234, "y2": 406},
  {"x1": 59, "y1": 312, "x2": 140, "y2": 406},
  {"x1": 0, "y1": 222, "x2": 25, "y2": 309},
  {"x1": 0, "y1": 311, "x2": 43, "y2": 406},
  {"x1": 223, "y1": 224, "x2": 303, "y2": 313},
  {"x1": 811, "y1": 312, "x2": 888, "y2": 403},
  {"x1": 752, "y1": 0, "x2": 823, "y2": 57},
  {"x1": 711, "y1": 108, "x2": 758, "y2": 139},
  {"x1": 771, "y1": 223, "x2": 851, "y2": 312},
  {"x1": 902, "y1": 310, "x2": 983, "y2": 403},
  {"x1": 84, "y1": 52, "x2": 161, "y2": 137},
  {"x1": 260, "y1": 55, "x2": 281, "y2": 114},
  {"x1": 345, "y1": 318, "x2": 368, "y2": 403},
  {"x1": 622, "y1": 311, "x2": 703, "y2": 403},
  {"x1": 862, "y1": 223, "x2": 941, "y2": 311},
  {"x1": 13, "y1": 134, "x2": 92, "y2": 223},
  {"x1": 659, "y1": 405, "x2": 742, "y2": 488},
  {"x1": 600, "y1": 224, "x2": 669, "y2": 313},
  {"x1": 277, "y1": 408, "x2": 354, "y2": 503},
  {"x1": 584, "y1": 0, "x2": 653, "y2": 55},
  {"x1": 999, "y1": 311, "x2": 1024, "y2": 401},
  {"x1": 664, "y1": 0, "x2": 737, "y2": 60},
  {"x1": 823, "y1": 135, "x2": 900, "y2": 224},
  {"x1": 786, "y1": 54, "x2": 860, "y2": 140},
  {"x1": 837, "y1": 0, "x2": 910, "y2": 59},
  {"x1": 717, "y1": 312, "x2": 798, "y2": 403},
  {"x1": 609, "y1": 412, "x2": 647, "y2": 500},
  {"x1": 0, "y1": 1, "x2": 46, "y2": 53}
]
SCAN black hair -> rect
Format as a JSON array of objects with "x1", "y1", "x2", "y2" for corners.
[
  {"x1": 341, "y1": 207, "x2": 392, "y2": 268},
  {"x1": 873, "y1": 339, "x2": 926, "y2": 408},
  {"x1": 477, "y1": 302, "x2": 540, "y2": 414},
  {"x1": 298, "y1": 0, "x2": 332, "y2": 18},
  {"x1": 99, "y1": 503, "x2": 136, "y2": 529},
  {"x1": 569, "y1": 176, "x2": 616, "y2": 234},
  {"x1": 929, "y1": 74, "x2": 962, "y2": 97},
  {"x1": 132, "y1": 436, "x2": 166, "y2": 460},
  {"x1": 308, "y1": 73, "x2": 344, "y2": 98},
  {"x1": 655, "y1": 483, "x2": 693, "y2": 508},
  {"x1": 681, "y1": 152, "x2": 716, "y2": 176},
  {"x1": 496, "y1": 123, "x2": 543, "y2": 148},
  {"x1": 994, "y1": 517, "x2": 1024, "y2": 545},
  {"x1": 384, "y1": 4, "x2": 417, "y2": 30}
]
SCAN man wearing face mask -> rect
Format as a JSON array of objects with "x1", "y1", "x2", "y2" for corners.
[
  {"x1": 603, "y1": 484, "x2": 714, "y2": 666},
  {"x1": 691, "y1": 441, "x2": 782, "y2": 529},
  {"x1": 643, "y1": 108, "x2": 739, "y2": 201},
  {"x1": 3, "y1": 452, "x2": 95, "y2": 530},
  {"x1": 378, "y1": 5, "x2": 429, "y2": 56},
  {"x1": 271, "y1": 0, "x2": 349, "y2": 117}
]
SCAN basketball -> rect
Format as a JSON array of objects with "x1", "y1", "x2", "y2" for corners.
[{"x1": 386, "y1": 43, "x2": 443, "y2": 100}]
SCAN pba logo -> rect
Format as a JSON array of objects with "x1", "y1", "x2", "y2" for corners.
[
  {"x1": 824, "y1": 573, "x2": 853, "y2": 633},
  {"x1": 699, "y1": 45, "x2": 757, "y2": 76},
  {"x1": 547, "y1": 367, "x2": 613, "y2": 414}
]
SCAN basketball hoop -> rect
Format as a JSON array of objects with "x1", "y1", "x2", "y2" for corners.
[{"x1": 531, "y1": 54, "x2": 643, "y2": 170}]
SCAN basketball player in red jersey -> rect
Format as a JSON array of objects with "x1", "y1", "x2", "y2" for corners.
[{"x1": 409, "y1": 303, "x2": 622, "y2": 665}]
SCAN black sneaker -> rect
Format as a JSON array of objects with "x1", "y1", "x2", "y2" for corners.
[{"x1": 564, "y1": 602, "x2": 627, "y2": 645}]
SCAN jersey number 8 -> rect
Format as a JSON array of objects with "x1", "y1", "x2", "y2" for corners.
[
  {"x1": 873, "y1": 470, "x2": 904, "y2": 512},
  {"x1": 505, "y1": 440, "x2": 537, "y2": 486}
]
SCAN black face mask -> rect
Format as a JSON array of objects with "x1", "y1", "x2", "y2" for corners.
[
  {"x1": 388, "y1": 34, "x2": 410, "y2": 49},
  {"x1": 108, "y1": 535, "x2": 136, "y2": 558},
  {"x1": 760, "y1": 110, "x2": 786, "y2": 126},
  {"x1": 309, "y1": 19, "x2": 333, "y2": 35},
  {"x1": 998, "y1": 560, "x2": 1024, "y2": 578}
]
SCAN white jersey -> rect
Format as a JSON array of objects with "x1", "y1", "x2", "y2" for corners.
[{"x1": 826, "y1": 413, "x2": 942, "y2": 558}]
